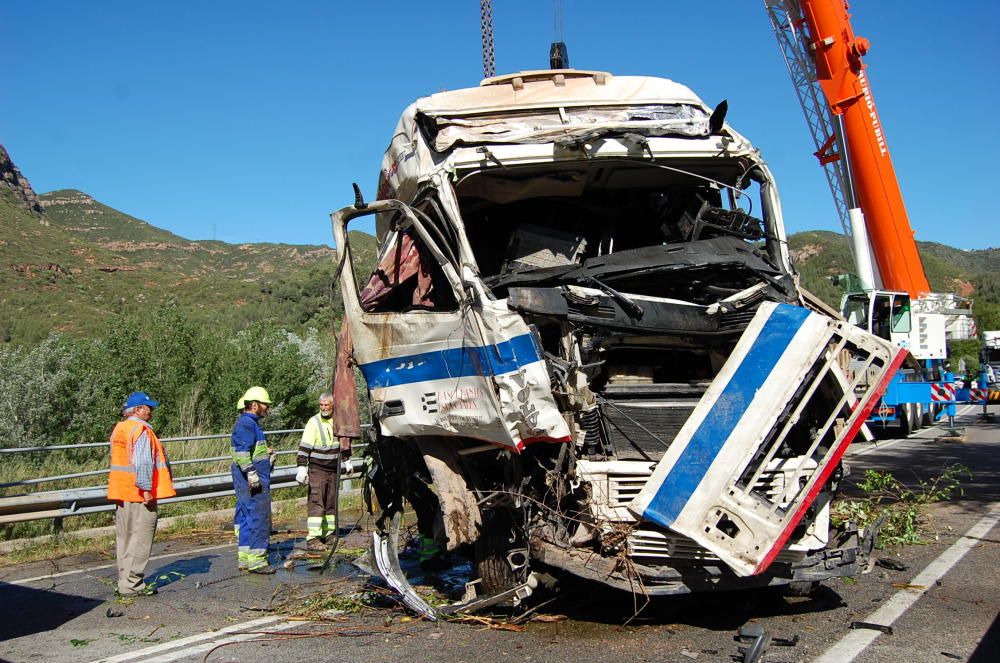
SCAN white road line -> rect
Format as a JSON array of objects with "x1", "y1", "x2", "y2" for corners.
[
  {"x1": 5, "y1": 542, "x2": 233, "y2": 586},
  {"x1": 89, "y1": 615, "x2": 290, "y2": 663},
  {"x1": 815, "y1": 503, "x2": 1000, "y2": 663},
  {"x1": 850, "y1": 404, "x2": 976, "y2": 457},
  {"x1": 129, "y1": 619, "x2": 304, "y2": 663},
  {"x1": 849, "y1": 436, "x2": 906, "y2": 457}
]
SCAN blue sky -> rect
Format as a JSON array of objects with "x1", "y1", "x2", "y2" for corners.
[{"x1": 3, "y1": 1, "x2": 998, "y2": 249}]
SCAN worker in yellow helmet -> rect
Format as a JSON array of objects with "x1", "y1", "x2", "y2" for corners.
[{"x1": 231, "y1": 386, "x2": 276, "y2": 573}]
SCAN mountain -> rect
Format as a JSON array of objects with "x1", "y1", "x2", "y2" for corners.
[
  {"x1": 1, "y1": 149, "x2": 377, "y2": 345},
  {"x1": 3, "y1": 144, "x2": 996, "y2": 345},
  {"x1": 789, "y1": 230, "x2": 1000, "y2": 330},
  {"x1": 0, "y1": 144, "x2": 43, "y2": 215}
]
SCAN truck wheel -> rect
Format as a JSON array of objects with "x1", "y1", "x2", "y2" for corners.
[
  {"x1": 898, "y1": 404, "x2": 912, "y2": 438},
  {"x1": 909, "y1": 403, "x2": 921, "y2": 431},
  {"x1": 475, "y1": 511, "x2": 518, "y2": 595},
  {"x1": 921, "y1": 405, "x2": 933, "y2": 428}
]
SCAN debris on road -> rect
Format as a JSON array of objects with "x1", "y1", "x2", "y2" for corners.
[
  {"x1": 875, "y1": 557, "x2": 909, "y2": 571},
  {"x1": 734, "y1": 624, "x2": 799, "y2": 663},
  {"x1": 849, "y1": 621, "x2": 894, "y2": 635}
]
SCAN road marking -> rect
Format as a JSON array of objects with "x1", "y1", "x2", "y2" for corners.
[
  {"x1": 5, "y1": 542, "x2": 233, "y2": 586},
  {"x1": 849, "y1": 404, "x2": 976, "y2": 457},
  {"x1": 815, "y1": 503, "x2": 1000, "y2": 663},
  {"x1": 126, "y1": 619, "x2": 304, "y2": 663},
  {"x1": 89, "y1": 615, "x2": 291, "y2": 663}
]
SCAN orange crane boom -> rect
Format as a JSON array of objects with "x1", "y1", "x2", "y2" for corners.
[{"x1": 784, "y1": 0, "x2": 931, "y2": 298}]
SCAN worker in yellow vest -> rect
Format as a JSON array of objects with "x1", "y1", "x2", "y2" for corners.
[
  {"x1": 296, "y1": 391, "x2": 352, "y2": 550},
  {"x1": 107, "y1": 392, "x2": 175, "y2": 596}
]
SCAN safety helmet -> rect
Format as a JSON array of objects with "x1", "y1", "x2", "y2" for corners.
[{"x1": 237, "y1": 386, "x2": 272, "y2": 410}]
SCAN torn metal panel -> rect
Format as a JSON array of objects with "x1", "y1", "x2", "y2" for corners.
[
  {"x1": 371, "y1": 512, "x2": 438, "y2": 621},
  {"x1": 629, "y1": 302, "x2": 905, "y2": 576},
  {"x1": 507, "y1": 286, "x2": 731, "y2": 336},
  {"x1": 333, "y1": 200, "x2": 570, "y2": 450},
  {"x1": 332, "y1": 319, "x2": 362, "y2": 442},
  {"x1": 420, "y1": 103, "x2": 711, "y2": 152},
  {"x1": 488, "y1": 236, "x2": 783, "y2": 290}
]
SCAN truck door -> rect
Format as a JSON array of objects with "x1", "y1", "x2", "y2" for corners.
[
  {"x1": 629, "y1": 302, "x2": 905, "y2": 576},
  {"x1": 332, "y1": 199, "x2": 570, "y2": 450}
]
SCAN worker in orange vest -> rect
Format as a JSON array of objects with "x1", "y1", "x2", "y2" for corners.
[{"x1": 107, "y1": 391, "x2": 175, "y2": 596}]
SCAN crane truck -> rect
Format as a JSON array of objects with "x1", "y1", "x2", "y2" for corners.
[{"x1": 765, "y1": 0, "x2": 987, "y2": 436}]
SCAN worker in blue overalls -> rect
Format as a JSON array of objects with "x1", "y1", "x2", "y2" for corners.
[{"x1": 231, "y1": 386, "x2": 276, "y2": 574}]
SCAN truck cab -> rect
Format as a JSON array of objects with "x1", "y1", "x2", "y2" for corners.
[{"x1": 332, "y1": 70, "x2": 903, "y2": 613}]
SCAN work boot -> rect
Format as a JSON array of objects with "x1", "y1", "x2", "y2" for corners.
[
  {"x1": 116, "y1": 584, "x2": 158, "y2": 597},
  {"x1": 306, "y1": 538, "x2": 327, "y2": 552},
  {"x1": 247, "y1": 564, "x2": 277, "y2": 575}
]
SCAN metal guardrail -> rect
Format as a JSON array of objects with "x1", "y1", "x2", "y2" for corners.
[{"x1": 0, "y1": 428, "x2": 367, "y2": 526}]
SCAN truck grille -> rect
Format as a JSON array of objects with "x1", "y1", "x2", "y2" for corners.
[
  {"x1": 608, "y1": 469, "x2": 799, "y2": 564},
  {"x1": 602, "y1": 400, "x2": 696, "y2": 460},
  {"x1": 607, "y1": 470, "x2": 784, "y2": 509},
  {"x1": 628, "y1": 523, "x2": 804, "y2": 565}
]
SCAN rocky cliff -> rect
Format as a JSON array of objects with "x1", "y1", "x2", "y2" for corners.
[{"x1": 0, "y1": 144, "x2": 44, "y2": 216}]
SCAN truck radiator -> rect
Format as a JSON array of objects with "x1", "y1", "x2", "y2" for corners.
[
  {"x1": 608, "y1": 468, "x2": 807, "y2": 565},
  {"x1": 599, "y1": 384, "x2": 705, "y2": 460}
]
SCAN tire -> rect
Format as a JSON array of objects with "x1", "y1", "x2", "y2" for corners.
[
  {"x1": 897, "y1": 403, "x2": 912, "y2": 438},
  {"x1": 909, "y1": 402, "x2": 921, "y2": 431},
  {"x1": 475, "y1": 511, "x2": 519, "y2": 595},
  {"x1": 920, "y1": 403, "x2": 933, "y2": 428}
]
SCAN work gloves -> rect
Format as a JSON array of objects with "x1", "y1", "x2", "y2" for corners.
[
  {"x1": 341, "y1": 458, "x2": 354, "y2": 475},
  {"x1": 295, "y1": 466, "x2": 309, "y2": 485},
  {"x1": 268, "y1": 448, "x2": 277, "y2": 470},
  {"x1": 247, "y1": 468, "x2": 261, "y2": 493}
]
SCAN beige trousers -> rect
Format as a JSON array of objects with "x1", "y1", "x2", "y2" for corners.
[{"x1": 114, "y1": 500, "x2": 158, "y2": 593}]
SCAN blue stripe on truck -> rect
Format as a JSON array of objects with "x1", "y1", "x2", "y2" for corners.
[
  {"x1": 358, "y1": 332, "x2": 541, "y2": 389},
  {"x1": 642, "y1": 303, "x2": 811, "y2": 528}
]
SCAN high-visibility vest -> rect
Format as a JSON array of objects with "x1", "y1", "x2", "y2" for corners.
[{"x1": 107, "y1": 419, "x2": 176, "y2": 502}]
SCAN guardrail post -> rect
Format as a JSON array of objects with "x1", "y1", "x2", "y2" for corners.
[{"x1": 53, "y1": 516, "x2": 64, "y2": 539}]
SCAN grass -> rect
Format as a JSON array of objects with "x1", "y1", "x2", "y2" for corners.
[
  {"x1": 832, "y1": 463, "x2": 972, "y2": 548},
  {"x1": 0, "y1": 431, "x2": 309, "y2": 540},
  {"x1": 4, "y1": 532, "x2": 118, "y2": 565},
  {"x1": 1, "y1": 488, "x2": 365, "y2": 566}
]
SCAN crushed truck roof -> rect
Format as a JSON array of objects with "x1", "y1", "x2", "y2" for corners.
[{"x1": 415, "y1": 71, "x2": 706, "y2": 115}]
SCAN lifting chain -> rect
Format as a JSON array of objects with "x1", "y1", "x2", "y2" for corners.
[{"x1": 480, "y1": 0, "x2": 495, "y2": 79}]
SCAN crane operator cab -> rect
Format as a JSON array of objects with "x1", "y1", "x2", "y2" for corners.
[{"x1": 841, "y1": 291, "x2": 912, "y2": 348}]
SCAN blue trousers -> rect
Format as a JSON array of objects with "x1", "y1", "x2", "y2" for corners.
[{"x1": 232, "y1": 460, "x2": 271, "y2": 570}]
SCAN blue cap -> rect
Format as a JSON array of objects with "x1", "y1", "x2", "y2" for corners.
[{"x1": 124, "y1": 391, "x2": 160, "y2": 409}]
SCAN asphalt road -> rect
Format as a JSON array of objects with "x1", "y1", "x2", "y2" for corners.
[{"x1": 1, "y1": 405, "x2": 996, "y2": 663}]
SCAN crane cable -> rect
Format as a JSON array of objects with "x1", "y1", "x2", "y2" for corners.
[
  {"x1": 553, "y1": 0, "x2": 563, "y2": 43},
  {"x1": 480, "y1": 0, "x2": 495, "y2": 79}
]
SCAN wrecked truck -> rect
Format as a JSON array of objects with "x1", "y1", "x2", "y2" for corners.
[{"x1": 331, "y1": 69, "x2": 905, "y2": 616}]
